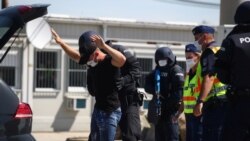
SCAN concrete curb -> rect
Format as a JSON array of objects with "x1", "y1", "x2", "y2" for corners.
[{"x1": 66, "y1": 137, "x2": 88, "y2": 141}]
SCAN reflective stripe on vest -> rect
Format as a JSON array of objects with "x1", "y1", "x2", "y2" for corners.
[
  {"x1": 200, "y1": 46, "x2": 227, "y2": 101},
  {"x1": 183, "y1": 63, "x2": 201, "y2": 114}
]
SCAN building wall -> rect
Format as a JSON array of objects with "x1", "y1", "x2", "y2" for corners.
[{"x1": 1, "y1": 16, "x2": 232, "y2": 132}]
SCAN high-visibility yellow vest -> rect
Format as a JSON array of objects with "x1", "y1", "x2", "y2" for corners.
[
  {"x1": 197, "y1": 46, "x2": 227, "y2": 102},
  {"x1": 183, "y1": 63, "x2": 202, "y2": 114}
]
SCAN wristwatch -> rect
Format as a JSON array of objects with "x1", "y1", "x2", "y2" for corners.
[{"x1": 197, "y1": 99, "x2": 204, "y2": 104}]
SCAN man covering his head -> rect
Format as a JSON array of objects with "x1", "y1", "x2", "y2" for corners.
[{"x1": 52, "y1": 29, "x2": 126, "y2": 141}]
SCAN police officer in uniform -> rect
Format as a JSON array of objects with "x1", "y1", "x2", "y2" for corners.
[
  {"x1": 192, "y1": 25, "x2": 228, "y2": 141},
  {"x1": 105, "y1": 41, "x2": 142, "y2": 141},
  {"x1": 215, "y1": 2, "x2": 250, "y2": 140},
  {"x1": 144, "y1": 47, "x2": 184, "y2": 141},
  {"x1": 174, "y1": 44, "x2": 202, "y2": 141}
]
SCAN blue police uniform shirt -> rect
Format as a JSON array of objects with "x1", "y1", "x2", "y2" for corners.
[{"x1": 200, "y1": 41, "x2": 217, "y2": 77}]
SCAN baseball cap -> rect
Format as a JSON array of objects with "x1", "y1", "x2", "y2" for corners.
[
  {"x1": 185, "y1": 44, "x2": 201, "y2": 53},
  {"x1": 78, "y1": 31, "x2": 97, "y2": 64}
]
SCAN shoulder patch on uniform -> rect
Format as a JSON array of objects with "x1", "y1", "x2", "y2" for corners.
[
  {"x1": 161, "y1": 72, "x2": 168, "y2": 77},
  {"x1": 176, "y1": 73, "x2": 184, "y2": 76},
  {"x1": 209, "y1": 46, "x2": 221, "y2": 54},
  {"x1": 124, "y1": 49, "x2": 135, "y2": 56}
]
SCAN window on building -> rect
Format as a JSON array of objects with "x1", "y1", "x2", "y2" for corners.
[
  {"x1": 35, "y1": 51, "x2": 61, "y2": 89},
  {"x1": 0, "y1": 49, "x2": 21, "y2": 89},
  {"x1": 137, "y1": 58, "x2": 153, "y2": 88},
  {"x1": 68, "y1": 59, "x2": 87, "y2": 87},
  {"x1": 0, "y1": 67, "x2": 15, "y2": 86}
]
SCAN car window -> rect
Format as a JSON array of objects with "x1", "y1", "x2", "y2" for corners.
[{"x1": 0, "y1": 16, "x2": 13, "y2": 39}]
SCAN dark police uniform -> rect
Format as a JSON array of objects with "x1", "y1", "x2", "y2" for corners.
[
  {"x1": 192, "y1": 25, "x2": 228, "y2": 141},
  {"x1": 145, "y1": 47, "x2": 184, "y2": 141},
  {"x1": 106, "y1": 41, "x2": 142, "y2": 141},
  {"x1": 199, "y1": 42, "x2": 228, "y2": 141},
  {"x1": 215, "y1": 3, "x2": 250, "y2": 138}
]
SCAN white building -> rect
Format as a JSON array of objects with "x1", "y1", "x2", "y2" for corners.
[{"x1": 0, "y1": 16, "x2": 233, "y2": 132}]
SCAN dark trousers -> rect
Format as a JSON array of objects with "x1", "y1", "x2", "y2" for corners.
[
  {"x1": 119, "y1": 105, "x2": 141, "y2": 141},
  {"x1": 185, "y1": 114, "x2": 202, "y2": 141},
  {"x1": 221, "y1": 97, "x2": 250, "y2": 141},
  {"x1": 155, "y1": 116, "x2": 179, "y2": 141},
  {"x1": 202, "y1": 101, "x2": 228, "y2": 141}
]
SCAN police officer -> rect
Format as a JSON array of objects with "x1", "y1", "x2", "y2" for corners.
[
  {"x1": 174, "y1": 44, "x2": 202, "y2": 141},
  {"x1": 192, "y1": 25, "x2": 228, "y2": 141},
  {"x1": 215, "y1": 1, "x2": 250, "y2": 140},
  {"x1": 106, "y1": 41, "x2": 142, "y2": 141},
  {"x1": 52, "y1": 30, "x2": 126, "y2": 141},
  {"x1": 144, "y1": 47, "x2": 184, "y2": 141}
]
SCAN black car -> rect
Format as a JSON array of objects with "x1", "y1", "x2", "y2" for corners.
[{"x1": 0, "y1": 4, "x2": 49, "y2": 141}]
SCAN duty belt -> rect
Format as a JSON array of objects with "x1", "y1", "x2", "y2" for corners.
[
  {"x1": 209, "y1": 85, "x2": 228, "y2": 95},
  {"x1": 206, "y1": 85, "x2": 227, "y2": 101},
  {"x1": 233, "y1": 88, "x2": 250, "y2": 96}
]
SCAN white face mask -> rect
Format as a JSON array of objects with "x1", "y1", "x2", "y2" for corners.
[
  {"x1": 193, "y1": 41, "x2": 202, "y2": 51},
  {"x1": 158, "y1": 60, "x2": 167, "y2": 67},
  {"x1": 186, "y1": 59, "x2": 196, "y2": 72},
  {"x1": 87, "y1": 60, "x2": 98, "y2": 67}
]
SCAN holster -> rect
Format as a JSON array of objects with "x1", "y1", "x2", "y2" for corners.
[
  {"x1": 226, "y1": 86, "x2": 250, "y2": 103},
  {"x1": 203, "y1": 96, "x2": 227, "y2": 111},
  {"x1": 121, "y1": 90, "x2": 145, "y2": 108}
]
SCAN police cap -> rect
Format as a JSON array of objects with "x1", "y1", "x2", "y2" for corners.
[
  {"x1": 185, "y1": 44, "x2": 201, "y2": 53},
  {"x1": 234, "y1": 1, "x2": 250, "y2": 24},
  {"x1": 78, "y1": 31, "x2": 97, "y2": 64},
  {"x1": 192, "y1": 25, "x2": 215, "y2": 35}
]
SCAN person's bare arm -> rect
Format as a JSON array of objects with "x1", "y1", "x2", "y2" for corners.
[
  {"x1": 193, "y1": 75, "x2": 214, "y2": 116},
  {"x1": 199, "y1": 75, "x2": 214, "y2": 101},
  {"x1": 51, "y1": 29, "x2": 81, "y2": 62},
  {"x1": 91, "y1": 35, "x2": 126, "y2": 67},
  {"x1": 172, "y1": 102, "x2": 184, "y2": 122}
]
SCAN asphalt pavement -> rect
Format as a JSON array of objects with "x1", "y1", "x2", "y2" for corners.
[{"x1": 32, "y1": 132, "x2": 89, "y2": 141}]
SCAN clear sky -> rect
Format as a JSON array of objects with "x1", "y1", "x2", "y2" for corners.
[{"x1": 10, "y1": 0, "x2": 220, "y2": 25}]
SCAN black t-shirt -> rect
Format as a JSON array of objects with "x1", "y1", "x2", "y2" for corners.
[
  {"x1": 87, "y1": 55, "x2": 120, "y2": 113},
  {"x1": 200, "y1": 42, "x2": 217, "y2": 77}
]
